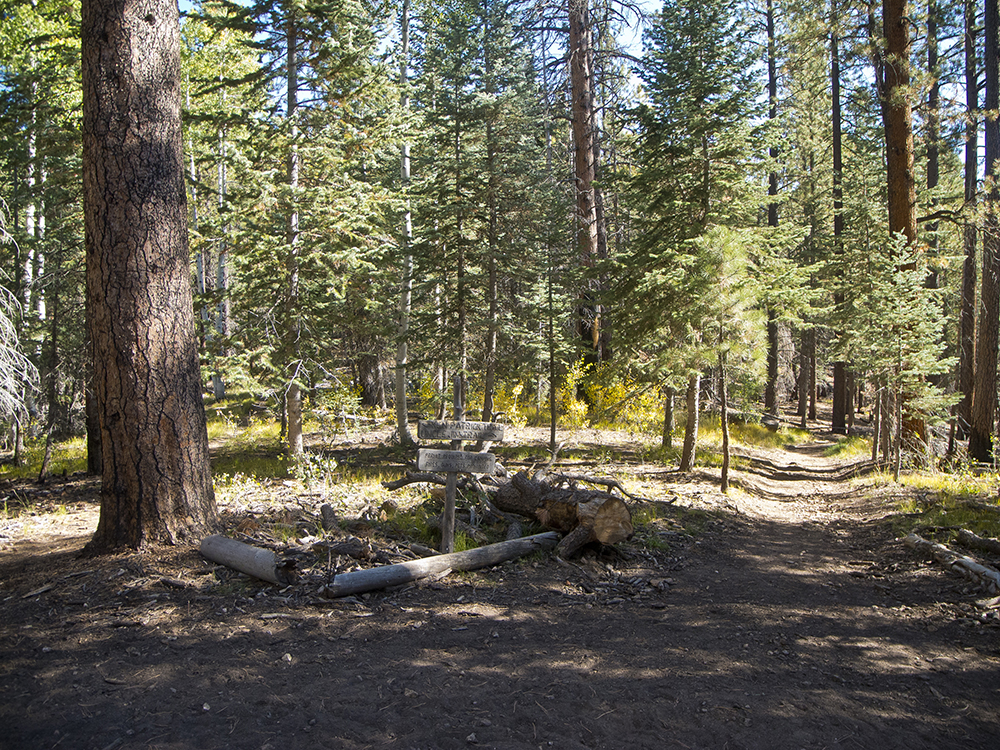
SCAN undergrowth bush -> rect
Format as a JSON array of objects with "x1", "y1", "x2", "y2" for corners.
[{"x1": 580, "y1": 363, "x2": 661, "y2": 432}]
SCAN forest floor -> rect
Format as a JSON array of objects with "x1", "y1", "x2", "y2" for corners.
[{"x1": 1, "y1": 416, "x2": 999, "y2": 750}]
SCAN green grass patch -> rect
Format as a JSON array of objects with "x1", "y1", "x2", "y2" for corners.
[
  {"x1": 0, "y1": 436, "x2": 88, "y2": 481},
  {"x1": 823, "y1": 435, "x2": 871, "y2": 458},
  {"x1": 886, "y1": 470, "x2": 1000, "y2": 539}
]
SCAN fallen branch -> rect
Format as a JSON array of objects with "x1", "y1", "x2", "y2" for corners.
[
  {"x1": 955, "y1": 528, "x2": 1000, "y2": 557},
  {"x1": 903, "y1": 533, "x2": 1000, "y2": 595},
  {"x1": 381, "y1": 471, "x2": 449, "y2": 490},
  {"x1": 550, "y1": 473, "x2": 646, "y2": 503},
  {"x1": 200, "y1": 535, "x2": 298, "y2": 586},
  {"x1": 319, "y1": 531, "x2": 560, "y2": 598}
]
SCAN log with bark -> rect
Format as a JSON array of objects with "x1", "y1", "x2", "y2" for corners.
[
  {"x1": 319, "y1": 531, "x2": 560, "y2": 598},
  {"x1": 904, "y1": 532, "x2": 1000, "y2": 595},
  {"x1": 493, "y1": 471, "x2": 633, "y2": 557}
]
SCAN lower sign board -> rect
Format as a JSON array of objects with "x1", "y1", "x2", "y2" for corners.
[
  {"x1": 418, "y1": 420, "x2": 504, "y2": 442},
  {"x1": 417, "y1": 448, "x2": 496, "y2": 475}
]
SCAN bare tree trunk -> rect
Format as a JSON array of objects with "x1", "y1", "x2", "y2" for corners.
[
  {"x1": 662, "y1": 386, "x2": 674, "y2": 450},
  {"x1": 679, "y1": 373, "x2": 700, "y2": 472},
  {"x1": 764, "y1": 0, "x2": 780, "y2": 417},
  {"x1": 797, "y1": 329, "x2": 810, "y2": 428},
  {"x1": 719, "y1": 352, "x2": 730, "y2": 494},
  {"x1": 395, "y1": 0, "x2": 414, "y2": 446},
  {"x1": 285, "y1": 11, "x2": 303, "y2": 456},
  {"x1": 81, "y1": 0, "x2": 216, "y2": 551},
  {"x1": 831, "y1": 3, "x2": 848, "y2": 435}
]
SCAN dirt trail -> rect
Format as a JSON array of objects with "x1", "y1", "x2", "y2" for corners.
[{"x1": 1, "y1": 435, "x2": 999, "y2": 750}]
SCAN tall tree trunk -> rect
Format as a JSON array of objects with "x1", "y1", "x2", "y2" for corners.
[
  {"x1": 569, "y1": 0, "x2": 601, "y2": 359},
  {"x1": 395, "y1": 0, "x2": 414, "y2": 446},
  {"x1": 881, "y1": 0, "x2": 918, "y2": 247},
  {"x1": 662, "y1": 385, "x2": 674, "y2": 450},
  {"x1": 957, "y1": 0, "x2": 978, "y2": 439},
  {"x1": 764, "y1": 0, "x2": 780, "y2": 417},
  {"x1": 679, "y1": 373, "x2": 700, "y2": 472},
  {"x1": 797, "y1": 328, "x2": 811, "y2": 429},
  {"x1": 81, "y1": 0, "x2": 216, "y2": 551},
  {"x1": 831, "y1": 3, "x2": 848, "y2": 435},
  {"x1": 285, "y1": 10, "x2": 303, "y2": 456},
  {"x1": 482, "y1": 10, "x2": 499, "y2": 424},
  {"x1": 971, "y1": 0, "x2": 1000, "y2": 462},
  {"x1": 213, "y1": 119, "x2": 230, "y2": 401},
  {"x1": 719, "y1": 351, "x2": 730, "y2": 494}
]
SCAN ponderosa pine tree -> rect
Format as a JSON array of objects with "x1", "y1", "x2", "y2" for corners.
[
  {"x1": 82, "y1": 0, "x2": 216, "y2": 551},
  {"x1": 970, "y1": 0, "x2": 1000, "y2": 461}
]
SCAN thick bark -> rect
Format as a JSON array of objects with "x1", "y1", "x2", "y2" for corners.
[
  {"x1": 569, "y1": 0, "x2": 602, "y2": 358},
  {"x1": 356, "y1": 349, "x2": 387, "y2": 409},
  {"x1": 81, "y1": 0, "x2": 216, "y2": 551},
  {"x1": 882, "y1": 0, "x2": 918, "y2": 247},
  {"x1": 971, "y1": 0, "x2": 1000, "y2": 462}
]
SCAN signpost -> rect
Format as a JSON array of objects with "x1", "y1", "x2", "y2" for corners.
[{"x1": 417, "y1": 376, "x2": 503, "y2": 553}]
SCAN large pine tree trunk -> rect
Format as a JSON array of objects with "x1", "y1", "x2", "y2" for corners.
[
  {"x1": 971, "y1": 0, "x2": 1000, "y2": 462},
  {"x1": 957, "y1": 0, "x2": 978, "y2": 440},
  {"x1": 569, "y1": 0, "x2": 602, "y2": 360},
  {"x1": 81, "y1": 0, "x2": 216, "y2": 551}
]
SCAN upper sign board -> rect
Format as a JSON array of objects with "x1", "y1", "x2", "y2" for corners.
[{"x1": 417, "y1": 420, "x2": 504, "y2": 442}]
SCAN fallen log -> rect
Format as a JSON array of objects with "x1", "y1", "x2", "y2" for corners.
[
  {"x1": 955, "y1": 528, "x2": 1000, "y2": 557},
  {"x1": 494, "y1": 471, "x2": 633, "y2": 557},
  {"x1": 319, "y1": 531, "x2": 560, "y2": 598},
  {"x1": 904, "y1": 533, "x2": 1000, "y2": 595},
  {"x1": 200, "y1": 535, "x2": 298, "y2": 586}
]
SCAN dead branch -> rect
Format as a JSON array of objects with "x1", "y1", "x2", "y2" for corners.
[
  {"x1": 955, "y1": 528, "x2": 1000, "y2": 557},
  {"x1": 904, "y1": 533, "x2": 1000, "y2": 595}
]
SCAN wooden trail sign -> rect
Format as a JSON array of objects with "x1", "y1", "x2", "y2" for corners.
[
  {"x1": 417, "y1": 448, "x2": 496, "y2": 475},
  {"x1": 418, "y1": 419, "x2": 504, "y2": 442}
]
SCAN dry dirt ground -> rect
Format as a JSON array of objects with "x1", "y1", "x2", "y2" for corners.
[{"x1": 1, "y1": 425, "x2": 999, "y2": 750}]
